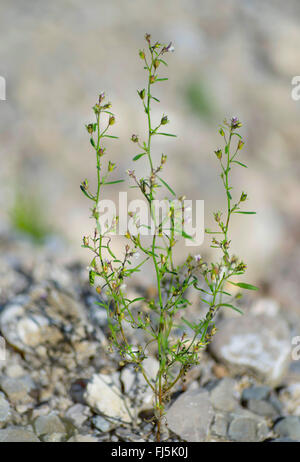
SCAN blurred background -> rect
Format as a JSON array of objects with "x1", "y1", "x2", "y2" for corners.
[{"x1": 1, "y1": 0, "x2": 300, "y2": 311}]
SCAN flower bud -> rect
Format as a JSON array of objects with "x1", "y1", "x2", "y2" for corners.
[
  {"x1": 150, "y1": 75, "x2": 156, "y2": 84},
  {"x1": 81, "y1": 179, "x2": 88, "y2": 189},
  {"x1": 108, "y1": 161, "x2": 115, "y2": 172},
  {"x1": 161, "y1": 154, "x2": 167, "y2": 164},
  {"x1": 145, "y1": 33, "x2": 151, "y2": 44},
  {"x1": 219, "y1": 128, "x2": 225, "y2": 137},
  {"x1": 153, "y1": 59, "x2": 160, "y2": 70},
  {"x1": 214, "y1": 149, "x2": 222, "y2": 159},
  {"x1": 99, "y1": 92, "x2": 105, "y2": 103},
  {"x1": 139, "y1": 50, "x2": 145, "y2": 60},
  {"x1": 240, "y1": 192, "x2": 247, "y2": 202},
  {"x1": 86, "y1": 124, "x2": 94, "y2": 134},
  {"x1": 238, "y1": 140, "x2": 245, "y2": 150},
  {"x1": 109, "y1": 115, "x2": 115, "y2": 125},
  {"x1": 161, "y1": 115, "x2": 169, "y2": 125},
  {"x1": 138, "y1": 89, "x2": 145, "y2": 100},
  {"x1": 231, "y1": 117, "x2": 242, "y2": 129},
  {"x1": 131, "y1": 134, "x2": 138, "y2": 143}
]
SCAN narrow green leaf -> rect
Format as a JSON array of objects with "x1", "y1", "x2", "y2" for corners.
[
  {"x1": 157, "y1": 175, "x2": 176, "y2": 197},
  {"x1": 159, "y1": 59, "x2": 168, "y2": 66},
  {"x1": 228, "y1": 281, "x2": 259, "y2": 291},
  {"x1": 103, "y1": 135, "x2": 119, "y2": 139},
  {"x1": 102, "y1": 179, "x2": 125, "y2": 185},
  {"x1": 90, "y1": 137, "x2": 96, "y2": 148},
  {"x1": 133, "y1": 153, "x2": 146, "y2": 161},
  {"x1": 156, "y1": 132, "x2": 177, "y2": 137},
  {"x1": 233, "y1": 161, "x2": 248, "y2": 168},
  {"x1": 218, "y1": 303, "x2": 244, "y2": 315},
  {"x1": 234, "y1": 211, "x2": 256, "y2": 215},
  {"x1": 182, "y1": 317, "x2": 195, "y2": 330},
  {"x1": 156, "y1": 78, "x2": 168, "y2": 82}
]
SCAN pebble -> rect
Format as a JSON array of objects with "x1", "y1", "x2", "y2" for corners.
[
  {"x1": 0, "y1": 392, "x2": 10, "y2": 423},
  {"x1": 34, "y1": 413, "x2": 66, "y2": 436},
  {"x1": 0, "y1": 427, "x2": 40, "y2": 442},
  {"x1": 210, "y1": 378, "x2": 238, "y2": 412},
  {"x1": 0, "y1": 375, "x2": 35, "y2": 404},
  {"x1": 65, "y1": 403, "x2": 90, "y2": 428},
  {"x1": 210, "y1": 314, "x2": 291, "y2": 385},
  {"x1": 228, "y1": 416, "x2": 257, "y2": 442},
  {"x1": 274, "y1": 416, "x2": 300, "y2": 440},
  {"x1": 92, "y1": 415, "x2": 114, "y2": 432},
  {"x1": 166, "y1": 389, "x2": 214, "y2": 442},
  {"x1": 84, "y1": 373, "x2": 133, "y2": 423}
]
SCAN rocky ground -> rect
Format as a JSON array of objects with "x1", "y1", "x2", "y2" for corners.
[{"x1": 0, "y1": 233, "x2": 299, "y2": 443}]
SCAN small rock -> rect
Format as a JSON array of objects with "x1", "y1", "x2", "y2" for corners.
[
  {"x1": 210, "y1": 378, "x2": 238, "y2": 412},
  {"x1": 242, "y1": 386, "x2": 282, "y2": 417},
  {"x1": 65, "y1": 404, "x2": 90, "y2": 428},
  {"x1": 34, "y1": 413, "x2": 66, "y2": 436},
  {"x1": 70, "y1": 378, "x2": 89, "y2": 404},
  {"x1": 228, "y1": 408, "x2": 269, "y2": 442},
  {"x1": 0, "y1": 375, "x2": 35, "y2": 404},
  {"x1": 242, "y1": 386, "x2": 271, "y2": 402},
  {"x1": 43, "y1": 432, "x2": 65, "y2": 442},
  {"x1": 228, "y1": 416, "x2": 257, "y2": 442},
  {"x1": 274, "y1": 416, "x2": 300, "y2": 440},
  {"x1": 211, "y1": 412, "x2": 228, "y2": 437},
  {"x1": 84, "y1": 373, "x2": 133, "y2": 423},
  {"x1": 247, "y1": 399, "x2": 278, "y2": 417},
  {"x1": 166, "y1": 389, "x2": 214, "y2": 442},
  {"x1": 92, "y1": 415, "x2": 113, "y2": 433},
  {"x1": 0, "y1": 392, "x2": 10, "y2": 426},
  {"x1": 0, "y1": 427, "x2": 40, "y2": 442},
  {"x1": 210, "y1": 314, "x2": 291, "y2": 385}
]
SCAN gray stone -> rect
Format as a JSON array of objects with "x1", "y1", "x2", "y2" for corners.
[
  {"x1": 0, "y1": 375, "x2": 35, "y2": 404},
  {"x1": 34, "y1": 413, "x2": 66, "y2": 436},
  {"x1": 211, "y1": 412, "x2": 228, "y2": 437},
  {"x1": 247, "y1": 399, "x2": 278, "y2": 417},
  {"x1": 210, "y1": 314, "x2": 291, "y2": 385},
  {"x1": 210, "y1": 378, "x2": 238, "y2": 412},
  {"x1": 84, "y1": 373, "x2": 133, "y2": 423},
  {"x1": 0, "y1": 427, "x2": 40, "y2": 442},
  {"x1": 166, "y1": 389, "x2": 214, "y2": 442},
  {"x1": 228, "y1": 417, "x2": 257, "y2": 442},
  {"x1": 0, "y1": 392, "x2": 10, "y2": 422},
  {"x1": 43, "y1": 432, "x2": 65, "y2": 442},
  {"x1": 242, "y1": 386, "x2": 271, "y2": 402},
  {"x1": 92, "y1": 415, "x2": 113, "y2": 432},
  {"x1": 274, "y1": 416, "x2": 300, "y2": 440},
  {"x1": 65, "y1": 404, "x2": 90, "y2": 428}
]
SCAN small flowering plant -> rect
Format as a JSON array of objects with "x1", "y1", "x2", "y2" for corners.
[{"x1": 81, "y1": 34, "x2": 257, "y2": 441}]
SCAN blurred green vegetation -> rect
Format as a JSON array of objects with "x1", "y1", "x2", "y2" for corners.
[
  {"x1": 184, "y1": 78, "x2": 216, "y2": 120},
  {"x1": 9, "y1": 191, "x2": 51, "y2": 244}
]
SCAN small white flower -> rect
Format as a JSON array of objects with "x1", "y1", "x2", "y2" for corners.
[{"x1": 194, "y1": 254, "x2": 201, "y2": 262}]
